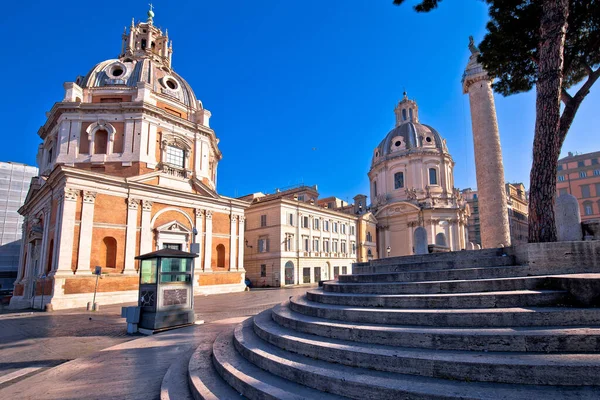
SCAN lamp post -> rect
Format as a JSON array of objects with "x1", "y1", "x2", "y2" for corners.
[{"x1": 386, "y1": 246, "x2": 391, "y2": 258}]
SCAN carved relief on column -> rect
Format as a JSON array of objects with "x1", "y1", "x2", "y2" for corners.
[
  {"x1": 142, "y1": 200, "x2": 153, "y2": 211},
  {"x1": 64, "y1": 188, "x2": 79, "y2": 201},
  {"x1": 83, "y1": 191, "x2": 97, "y2": 203},
  {"x1": 128, "y1": 198, "x2": 139, "y2": 210}
]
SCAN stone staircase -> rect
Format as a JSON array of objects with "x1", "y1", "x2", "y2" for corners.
[{"x1": 179, "y1": 245, "x2": 600, "y2": 399}]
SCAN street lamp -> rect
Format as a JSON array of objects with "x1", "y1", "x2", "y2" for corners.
[{"x1": 386, "y1": 246, "x2": 391, "y2": 257}]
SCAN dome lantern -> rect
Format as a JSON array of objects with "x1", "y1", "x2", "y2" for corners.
[{"x1": 394, "y1": 92, "x2": 420, "y2": 126}]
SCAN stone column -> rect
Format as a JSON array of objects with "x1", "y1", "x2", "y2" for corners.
[
  {"x1": 140, "y1": 200, "x2": 153, "y2": 255},
  {"x1": 229, "y1": 214, "x2": 237, "y2": 271},
  {"x1": 463, "y1": 45, "x2": 510, "y2": 248},
  {"x1": 203, "y1": 210, "x2": 213, "y2": 271},
  {"x1": 124, "y1": 198, "x2": 139, "y2": 273},
  {"x1": 195, "y1": 209, "x2": 204, "y2": 255},
  {"x1": 15, "y1": 216, "x2": 28, "y2": 283},
  {"x1": 38, "y1": 205, "x2": 51, "y2": 275},
  {"x1": 76, "y1": 191, "x2": 96, "y2": 273},
  {"x1": 54, "y1": 188, "x2": 79, "y2": 274},
  {"x1": 237, "y1": 216, "x2": 245, "y2": 271}
]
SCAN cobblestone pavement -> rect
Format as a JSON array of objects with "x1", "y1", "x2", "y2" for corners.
[{"x1": 0, "y1": 286, "x2": 311, "y2": 390}]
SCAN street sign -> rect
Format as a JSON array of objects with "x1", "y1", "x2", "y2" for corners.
[{"x1": 94, "y1": 266, "x2": 102, "y2": 275}]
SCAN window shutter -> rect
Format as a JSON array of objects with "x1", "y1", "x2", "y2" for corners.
[{"x1": 266, "y1": 239, "x2": 270, "y2": 252}]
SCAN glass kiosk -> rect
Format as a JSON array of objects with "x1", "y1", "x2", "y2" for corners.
[{"x1": 135, "y1": 248, "x2": 197, "y2": 331}]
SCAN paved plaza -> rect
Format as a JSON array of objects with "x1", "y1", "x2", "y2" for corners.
[{"x1": 0, "y1": 286, "x2": 310, "y2": 398}]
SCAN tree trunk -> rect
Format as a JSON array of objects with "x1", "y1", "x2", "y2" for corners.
[{"x1": 528, "y1": 0, "x2": 569, "y2": 243}]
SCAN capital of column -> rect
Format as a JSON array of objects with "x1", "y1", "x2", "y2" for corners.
[
  {"x1": 205, "y1": 210, "x2": 213, "y2": 219},
  {"x1": 238, "y1": 215, "x2": 246, "y2": 223},
  {"x1": 231, "y1": 214, "x2": 238, "y2": 222},
  {"x1": 83, "y1": 191, "x2": 97, "y2": 204},
  {"x1": 127, "y1": 198, "x2": 139, "y2": 210},
  {"x1": 142, "y1": 200, "x2": 153, "y2": 212},
  {"x1": 64, "y1": 188, "x2": 79, "y2": 202},
  {"x1": 195, "y1": 209, "x2": 204, "y2": 218}
]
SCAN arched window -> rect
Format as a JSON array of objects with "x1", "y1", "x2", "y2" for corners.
[
  {"x1": 394, "y1": 172, "x2": 404, "y2": 189},
  {"x1": 583, "y1": 201, "x2": 594, "y2": 216},
  {"x1": 94, "y1": 130, "x2": 108, "y2": 154},
  {"x1": 141, "y1": 39, "x2": 147, "y2": 50},
  {"x1": 402, "y1": 109, "x2": 407, "y2": 121},
  {"x1": 102, "y1": 237, "x2": 117, "y2": 268},
  {"x1": 216, "y1": 244, "x2": 226, "y2": 269},
  {"x1": 429, "y1": 168, "x2": 438, "y2": 185},
  {"x1": 285, "y1": 261, "x2": 295, "y2": 285},
  {"x1": 366, "y1": 232, "x2": 372, "y2": 242},
  {"x1": 409, "y1": 108, "x2": 413, "y2": 121},
  {"x1": 373, "y1": 181, "x2": 378, "y2": 197}
]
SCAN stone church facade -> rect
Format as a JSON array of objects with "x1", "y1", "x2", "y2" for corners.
[
  {"x1": 10, "y1": 10, "x2": 247, "y2": 310},
  {"x1": 369, "y1": 94, "x2": 470, "y2": 257}
]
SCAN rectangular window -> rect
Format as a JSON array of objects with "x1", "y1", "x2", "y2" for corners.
[
  {"x1": 584, "y1": 203, "x2": 594, "y2": 216},
  {"x1": 324, "y1": 240, "x2": 329, "y2": 253},
  {"x1": 558, "y1": 175, "x2": 566, "y2": 182},
  {"x1": 327, "y1": 202, "x2": 334, "y2": 209},
  {"x1": 288, "y1": 213, "x2": 294, "y2": 226},
  {"x1": 333, "y1": 241, "x2": 338, "y2": 253},
  {"x1": 334, "y1": 266, "x2": 339, "y2": 279},
  {"x1": 258, "y1": 237, "x2": 269, "y2": 253},
  {"x1": 580, "y1": 171, "x2": 587, "y2": 178},
  {"x1": 324, "y1": 220, "x2": 329, "y2": 231},
  {"x1": 341, "y1": 241, "x2": 347, "y2": 253},
  {"x1": 260, "y1": 214, "x2": 267, "y2": 227},
  {"x1": 594, "y1": 170, "x2": 600, "y2": 176},
  {"x1": 260, "y1": 264, "x2": 267, "y2": 277},
  {"x1": 342, "y1": 266, "x2": 348, "y2": 275},
  {"x1": 350, "y1": 225, "x2": 355, "y2": 235},
  {"x1": 298, "y1": 195, "x2": 305, "y2": 201},
  {"x1": 394, "y1": 172, "x2": 404, "y2": 189},
  {"x1": 303, "y1": 237, "x2": 309, "y2": 252},
  {"x1": 341, "y1": 224, "x2": 346, "y2": 234},
  {"x1": 303, "y1": 268, "x2": 311, "y2": 284},
  {"x1": 352, "y1": 241, "x2": 356, "y2": 254},
  {"x1": 313, "y1": 239, "x2": 319, "y2": 252},
  {"x1": 558, "y1": 188, "x2": 568, "y2": 196},
  {"x1": 166, "y1": 145, "x2": 185, "y2": 168},
  {"x1": 578, "y1": 161, "x2": 585, "y2": 168},
  {"x1": 557, "y1": 164, "x2": 563, "y2": 171},
  {"x1": 596, "y1": 183, "x2": 600, "y2": 196},
  {"x1": 581, "y1": 185, "x2": 591, "y2": 198},
  {"x1": 333, "y1": 222, "x2": 338, "y2": 233},
  {"x1": 373, "y1": 181, "x2": 377, "y2": 197},
  {"x1": 429, "y1": 168, "x2": 438, "y2": 185},
  {"x1": 302, "y1": 216, "x2": 309, "y2": 228},
  {"x1": 593, "y1": 159, "x2": 599, "y2": 165},
  {"x1": 313, "y1": 218, "x2": 320, "y2": 230},
  {"x1": 285, "y1": 235, "x2": 293, "y2": 251}
]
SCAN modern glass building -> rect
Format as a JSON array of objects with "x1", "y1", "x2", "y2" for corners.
[{"x1": 0, "y1": 162, "x2": 38, "y2": 290}]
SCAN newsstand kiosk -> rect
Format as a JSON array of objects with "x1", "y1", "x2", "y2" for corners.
[{"x1": 134, "y1": 248, "x2": 197, "y2": 332}]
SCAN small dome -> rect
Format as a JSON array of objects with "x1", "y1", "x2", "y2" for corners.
[{"x1": 79, "y1": 58, "x2": 200, "y2": 109}]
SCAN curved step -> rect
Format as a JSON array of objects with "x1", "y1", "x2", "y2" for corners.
[
  {"x1": 253, "y1": 309, "x2": 600, "y2": 386},
  {"x1": 289, "y1": 295, "x2": 600, "y2": 327},
  {"x1": 323, "y1": 276, "x2": 546, "y2": 294},
  {"x1": 233, "y1": 317, "x2": 600, "y2": 399},
  {"x1": 273, "y1": 302, "x2": 600, "y2": 352},
  {"x1": 340, "y1": 265, "x2": 531, "y2": 283},
  {"x1": 306, "y1": 288, "x2": 567, "y2": 309},
  {"x1": 161, "y1": 352, "x2": 194, "y2": 400},
  {"x1": 353, "y1": 254, "x2": 515, "y2": 274},
  {"x1": 212, "y1": 328, "x2": 346, "y2": 399}
]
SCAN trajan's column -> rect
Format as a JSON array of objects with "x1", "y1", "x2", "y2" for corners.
[{"x1": 462, "y1": 37, "x2": 511, "y2": 248}]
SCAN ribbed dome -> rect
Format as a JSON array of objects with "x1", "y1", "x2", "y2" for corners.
[{"x1": 78, "y1": 58, "x2": 200, "y2": 110}]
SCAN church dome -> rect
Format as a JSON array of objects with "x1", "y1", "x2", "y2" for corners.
[
  {"x1": 371, "y1": 94, "x2": 447, "y2": 168},
  {"x1": 78, "y1": 58, "x2": 199, "y2": 109}
]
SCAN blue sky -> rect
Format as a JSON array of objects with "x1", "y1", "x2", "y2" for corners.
[{"x1": 2, "y1": 1, "x2": 599, "y2": 202}]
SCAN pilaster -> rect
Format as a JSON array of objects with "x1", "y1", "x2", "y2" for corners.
[
  {"x1": 76, "y1": 191, "x2": 96, "y2": 273},
  {"x1": 124, "y1": 198, "x2": 140, "y2": 273},
  {"x1": 229, "y1": 214, "x2": 237, "y2": 271},
  {"x1": 237, "y1": 216, "x2": 245, "y2": 271},
  {"x1": 140, "y1": 200, "x2": 153, "y2": 255},
  {"x1": 53, "y1": 188, "x2": 79, "y2": 275},
  {"x1": 203, "y1": 210, "x2": 213, "y2": 271}
]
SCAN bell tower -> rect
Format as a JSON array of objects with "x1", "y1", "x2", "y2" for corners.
[{"x1": 462, "y1": 36, "x2": 511, "y2": 248}]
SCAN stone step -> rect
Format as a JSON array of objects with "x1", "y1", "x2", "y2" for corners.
[
  {"x1": 353, "y1": 254, "x2": 515, "y2": 274},
  {"x1": 368, "y1": 247, "x2": 508, "y2": 267},
  {"x1": 212, "y1": 329, "x2": 346, "y2": 400},
  {"x1": 187, "y1": 334, "x2": 247, "y2": 400},
  {"x1": 306, "y1": 288, "x2": 568, "y2": 309},
  {"x1": 252, "y1": 310, "x2": 600, "y2": 386},
  {"x1": 339, "y1": 265, "x2": 533, "y2": 283},
  {"x1": 232, "y1": 317, "x2": 600, "y2": 399},
  {"x1": 289, "y1": 295, "x2": 600, "y2": 327},
  {"x1": 323, "y1": 276, "x2": 546, "y2": 295},
  {"x1": 272, "y1": 302, "x2": 600, "y2": 352},
  {"x1": 160, "y1": 352, "x2": 194, "y2": 400}
]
